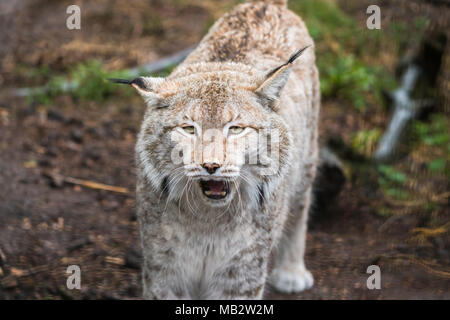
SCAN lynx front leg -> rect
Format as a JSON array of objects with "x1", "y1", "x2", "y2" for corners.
[
  {"x1": 140, "y1": 231, "x2": 192, "y2": 299},
  {"x1": 209, "y1": 247, "x2": 270, "y2": 300},
  {"x1": 269, "y1": 188, "x2": 314, "y2": 294},
  {"x1": 142, "y1": 261, "x2": 190, "y2": 300}
]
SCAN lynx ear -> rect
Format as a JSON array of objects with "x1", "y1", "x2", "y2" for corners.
[
  {"x1": 109, "y1": 76, "x2": 165, "y2": 107},
  {"x1": 255, "y1": 47, "x2": 308, "y2": 109}
]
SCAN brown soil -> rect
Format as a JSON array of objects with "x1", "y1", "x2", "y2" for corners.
[{"x1": 0, "y1": 0, "x2": 449, "y2": 300}]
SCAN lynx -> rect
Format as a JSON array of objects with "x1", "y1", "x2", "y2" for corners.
[{"x1": 113, "y1": 0, "x2": 319, "y2": 299}]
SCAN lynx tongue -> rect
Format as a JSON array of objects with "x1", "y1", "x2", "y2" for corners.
[{"x1": 200, "y1": 180, "x2": 228, "y2": 199}]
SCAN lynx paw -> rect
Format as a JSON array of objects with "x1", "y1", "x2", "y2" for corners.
[{"x1": 269, "y1": 265, "x2": 314, "y2": 294}]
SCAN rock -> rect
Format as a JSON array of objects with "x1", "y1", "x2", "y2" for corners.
[
  {"x1": 65, "y1": 117, "x2": 83, "y2": 126},
  {"x1": 124, "y1": 248, "x2": 142, "y2": 269},
  {"x1": 45, "y1": 147, "x2": 58, "y2": 158},
  {"x1": 71, "y1": 129, "x2": 83, "y2": 143},
  {"x1": 314, "y1": 146, "x2": 346, "y2": 202},
  {"x1": 38, "y1": 157, "x2": 52, "y2": 167},
  {"x1": 93, "y1": 248, "x2": 107, "y2": 258},
  {"x1": 67, "y1": 237, "x2": 93, "y2": 252},
  {"x1": 47, "y1": 109, "x2": 64, "y2": 122},
  {"x1": 83, "y1": 147, "x2": 101, "y2": 161},
  {"x1": 41, "y1": 170, "x2": 64, "y2": 188},
  {"x1": 311, "y1": 146, "x2": 346, "y2": 224}
]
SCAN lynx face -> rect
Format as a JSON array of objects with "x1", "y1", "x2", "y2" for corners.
[
  {"x1": 133, "y1": 66, "x2": 291, "y2": 210},
  {"x1": 116, "y1": 49, "x2": 306, "y2": 215}
]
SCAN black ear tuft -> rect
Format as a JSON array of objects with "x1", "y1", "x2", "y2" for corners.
[
  {"x1": 109, "y1": 77, "x2": 157, "y2": 93},
  {"x1": 266, "y1": 46, "x2": 309, "y2": 78},
  {"x1": 130, "y1": 77, "x2": 148, "y2": 91},
  {"x1": 287, "y1": 46, "x2": 309, "y2": 64},
  {"x1": 108, "y1": 78, "x2": 133, "y2": 85},
  {"x1": 109, "y1": 77, "x2": 150, "y2": 91},
  {"x1": 255, "y1": 46, "x2": 310, "y2": 110}
]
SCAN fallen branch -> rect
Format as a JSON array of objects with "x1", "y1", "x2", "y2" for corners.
[
  {"x1": 4, "y1": 46, "x2": 195, "y2": 98},
  {"x1": 384, "y1": 191, "x2": 450, "y2": 207},
  {"x1": 42, "y1": 170, "x2": 129, "y2": 194},
  {"x1": 105, "y1": 256, "x2": 125, "y2": 266},
  {"x1": 379, "y1": 254, "x2": 450, "y2": 279},
  {"x1": 0, "y1": 265, "x2": 49, "y2": 288},
  {"x1": 410, "y1": 222, "x2": 450, "y2": 244},
  {"x1": 126, "y1": 46, "x2": 195, "y2": 77},
  {"x1": 64, "y1": 177, "x2": 129, "y2": 194},
  {"x1": 374, "y1": 65, "x2": 423, "y2": 161},
  {"x1": 374, "y1": 30, "x2": 444, "y2": 162}
]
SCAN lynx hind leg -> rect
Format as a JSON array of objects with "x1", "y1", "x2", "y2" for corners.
[{"x1": 269, "y1": 190, "x2": 314, "y2": 293}]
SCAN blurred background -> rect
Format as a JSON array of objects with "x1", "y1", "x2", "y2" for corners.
[{"x1": 0, "y1": 0, "x2": 448, "y2": 299}]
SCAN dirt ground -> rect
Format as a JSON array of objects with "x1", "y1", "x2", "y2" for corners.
[{"x1": 0, "y1": 0, "x2": 449, "y2": 300}]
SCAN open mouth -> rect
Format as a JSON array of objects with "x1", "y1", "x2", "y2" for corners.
[{"x1": 199, "y1": 180, "x2": 230, "y2": 200}]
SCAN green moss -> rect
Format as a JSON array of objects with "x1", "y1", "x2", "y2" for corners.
[
  {"x1": 427, "y1": 158, "x2": 446, "y2": 173},
  {"x1": 378, "y1": 165, "x2": 408, "y2": 184},
  {"x1": 377, "y1": 165, "x2": 411, "y2": 201},
  {"x1": 29, "y1": 60, "x2": 136, "y2": 105},
  {"x1": 412, "y1": 114, "x2": 450, "y2": 177},
  {"x1": 413, "y1": 114, "x2": 449, "y2": 147},
  {"x1": 377, "y1": 207, "x2": 392, "y2": 217},
  {"x1": 351, "y1": 128, "x2": 382, "y2": 157},
  {"x1": 320, "y1": 55, "x2": 377, "y2": 110}
]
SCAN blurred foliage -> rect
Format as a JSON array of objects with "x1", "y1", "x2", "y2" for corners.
[
  {"x1": 377, "y1": 164, "x2": 410, "y2": 201},
  {"x1": 319, "y1": 55, "x2": 383, "y2": 110},
  {"x1": 26, "y1": 0, "x2": 400, "y2": 110},
  {"x1": 412, "y1": 114, "x2": 450, "y2": 176},
  {"x1": 387, "y1": 17, "x2": 429, "y2": 56},
  {"x1": 15, "y1": 64, "x2": 52, "y2": 85},
  {"x1": 30, "y1": 61, "x2": 133, "y2": 105},
  {"x1": 290, "y1": 0, "x2": 354, "y2": 40},
  {"x1": 69, "y1": 61, "x2": 131, "y2": 101},
  {"x1": 372, "y1": 114, "x2": 449, "y2": 217},
  {"x1": 290, "y1": 0, "x2": 396, "y2": 111},
  {"x1": 351, "y1": 128, "x2": 381, "y2": 157},
  {"x1": 142, "y1": 13, "x2": 165, "y2": 36},
  {"x1": 413, "y1": 114, "x2": 449, "y2": 148}
]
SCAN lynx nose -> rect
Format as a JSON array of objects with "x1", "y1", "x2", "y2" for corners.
[{"x1": 202, "y1": 162, "x2": 220, "y2": 174}]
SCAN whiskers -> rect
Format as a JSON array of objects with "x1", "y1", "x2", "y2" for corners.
[
  {"x1": 158, "y1": 165, "x2": 262, "y2": 223},
  {"x1": 239, "y1": 170, "x2": 264, "y2": 208},
  {"x1": 159, "y1": 166, "x2": 187, "y2": 216}
]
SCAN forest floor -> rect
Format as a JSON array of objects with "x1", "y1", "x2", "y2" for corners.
[{"x1": 0, "y1": 0, "x2": 449, "y2": 299}]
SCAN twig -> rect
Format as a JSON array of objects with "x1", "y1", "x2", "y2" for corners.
[
  {"x1": 0, "y1": 265, "x2": 49, "y2": 288},
  {"x1": 374, "y1": 65, "x2": 421, "y2": 161},
  {"x1": 42, "y1": 170, "x2": 129, "y2": 194},
  {"x1": 105, "y1": 256, "x2": 125, "y2": 266},
  {"x1": 379, "y1": 254, "x2": 450, "y2": 279},
  {"x1": 64, "y1": 177, "x2": 129, "y2": 194},
  {"x1": 385, "y1": 191, "x2": 450, "y2": 207},
  {"x1": 411, "y1": 222, "x2": 450, "y2": 236}
]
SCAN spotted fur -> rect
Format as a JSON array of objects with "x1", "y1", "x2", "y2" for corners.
[{"x1": 133, "y1": 0, "x2": 320, "y2": 299}]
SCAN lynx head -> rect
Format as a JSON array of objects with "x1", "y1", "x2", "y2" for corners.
[{"x1": 114, "y1": 48, "x2": 307, "y2": 213}]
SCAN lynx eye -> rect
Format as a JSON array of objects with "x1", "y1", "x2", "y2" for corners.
[
  {"x1": 182, "y1": 126, "x2": 195, "y2": 135},
  {"x1": 229, "y1": 126, "x2": 245, "y2": 135}
]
